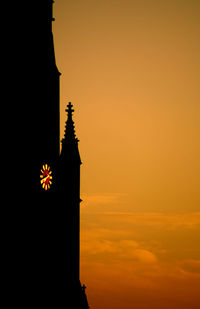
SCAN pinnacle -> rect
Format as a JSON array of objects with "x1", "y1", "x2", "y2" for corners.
[{"x1": 62, "y1": 102, "x2": 77, "y2": 143}]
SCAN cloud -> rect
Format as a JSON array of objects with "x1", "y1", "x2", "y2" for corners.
[
  {"x1": 81, "y1": 193, "x2": 200, "y2": 231},
  {"x1": 103, "y1": 211, "x2": 200, "y2": 229},
  {"x1": 81, "y1": 193, "x2": 123, "y2": 205},
  {"x1": 80, "y1": 198, "x2": 200, "y2": 297},
  {"x1": 117, "y1": 241, "x2": 158, "y2": 264},
  {"x1": 133, "y1": 249, "x2": 158, "y2": 263},
  {"x1": 81, "y1": 229, "x2": 157, "y2": 265},
  {"x1": 179, "y1": 260, "x2": 200, "y2": 275},
  {"x1": 81, "y1": 231, "x2": 139, "y2": 255}
]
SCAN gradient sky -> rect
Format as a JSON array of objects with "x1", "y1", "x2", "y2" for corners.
[{"x1": 54, "y1": 1, "x2": 200, "y2": 308}]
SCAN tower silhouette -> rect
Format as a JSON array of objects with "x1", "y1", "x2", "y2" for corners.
[
  {"x1": 58, "y1": 102, "x2": 89, "y2": 308},
  {"x1": 23, "y1": 1, "x2": 89, "y2": 307}
]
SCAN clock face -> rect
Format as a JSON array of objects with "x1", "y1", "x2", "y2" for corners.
[{"x1": 40, "y1": 164, "x2": 52, "y2": 191}]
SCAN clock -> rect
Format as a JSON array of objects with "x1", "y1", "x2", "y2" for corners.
[{"x1": 40, "y1": 164, "x2": 52, "y2": 191}]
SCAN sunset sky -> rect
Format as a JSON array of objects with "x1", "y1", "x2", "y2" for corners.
[{"x1": 54, "y1": 1, "x2": 200, "y2": 308}]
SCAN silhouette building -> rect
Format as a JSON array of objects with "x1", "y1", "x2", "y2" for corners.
[
  {"x1": 27, "y1": 1, "x2": 89, "y2": 307},
  {"x1": 58, "y1": 102, "x2": 89, "y2": 308}
]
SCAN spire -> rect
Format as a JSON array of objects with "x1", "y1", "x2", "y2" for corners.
[
  {"x1": 62, "y1": 102, "x2": 77, "y2": 142},
  {"x1": 61, "y1": 102, "x2": 81, "y2": 164}
]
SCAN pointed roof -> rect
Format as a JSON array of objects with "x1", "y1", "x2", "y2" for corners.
[
  {"x1": 61, "y1": 102, "x2": 81, "y2": 164},
  {"x1": 63, "y1": 102, "x2": 77, "y2": 142}
]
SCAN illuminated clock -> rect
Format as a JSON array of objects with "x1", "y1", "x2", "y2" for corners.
[{"x1": 40, "y1": 164, "x2": 53, "y2": 191}]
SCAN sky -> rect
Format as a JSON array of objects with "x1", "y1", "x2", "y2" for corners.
[{"x1": 53, "y1": 1, "x2": 200, "y2": 308}]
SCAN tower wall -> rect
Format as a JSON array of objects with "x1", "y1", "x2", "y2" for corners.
[
  {"x1": 29, "y1": 1, "x2": 60, "y2": 192},
  {"x1": 58, "y1": 153, "x2": 81, "y2": 283}
]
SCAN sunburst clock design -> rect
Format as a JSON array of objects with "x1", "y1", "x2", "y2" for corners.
[{"x1": 40, "y1": 164, "x2": 53, "y2": 191}]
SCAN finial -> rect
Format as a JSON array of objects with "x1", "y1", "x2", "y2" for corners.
[{"x1": 65, "y1": 102, "x2": 74, "y2": 117}]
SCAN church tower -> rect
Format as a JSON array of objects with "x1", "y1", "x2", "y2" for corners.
[
  {"x1": 26, "y1": 1, "x2": 89, "y2": 307},
  {"x1": 11, "y1": 1, "x2": 89, "y2": 308}
]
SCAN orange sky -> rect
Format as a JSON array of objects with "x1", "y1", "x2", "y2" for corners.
[{"x1": 54, "y1": 1, "x2": 200, "y2": 308}]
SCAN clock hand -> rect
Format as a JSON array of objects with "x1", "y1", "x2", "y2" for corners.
[{"x1": 41, "y1": 175, "x2": 50, "y2": 184}]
